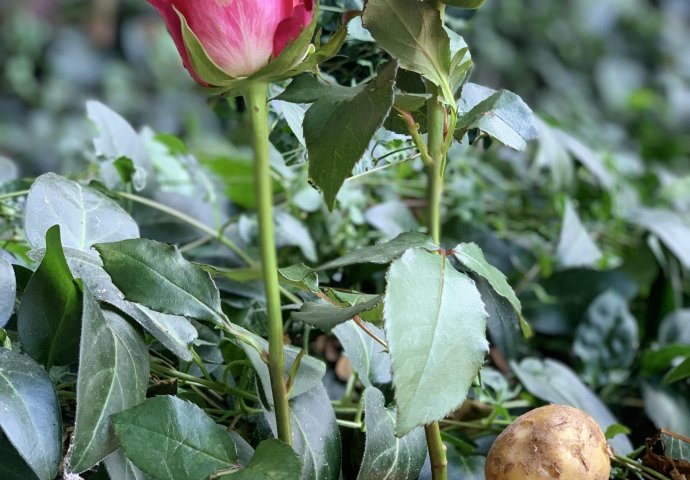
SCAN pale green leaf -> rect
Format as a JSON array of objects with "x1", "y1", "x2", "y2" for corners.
[{"x1": 385, "y1": 248, "x2": 488, "y2": 435}]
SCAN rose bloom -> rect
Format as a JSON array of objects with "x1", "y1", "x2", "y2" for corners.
[{"x1": 148, "y1": 0, "x2": 314, "y2": 85}]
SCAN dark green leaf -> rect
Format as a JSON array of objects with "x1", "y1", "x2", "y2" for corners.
[
  {"x1": 385, "y1": 248, "x2": 488, "y2": 435},
  {"x1": 265, "y1": 385, "x2": 341, "y2": 480},
  {"x1": 113, "y1": 395, "x2": 238, "y2": 480},
  {"x1": 103, "y1": 449, "x2": 152, "y2": 480},
  {"x1": 523, "y1": 268, "x2": 638, "y2": 335},
  {"x1": 512, "y1": 357, "x2": 633, "y2": 453},
  {"x1": 59, "y1": 246, "x2": 196, "y2": 361},
  {"x1": 573, "y1": 290, "x2": 638, "y2": 385},
  {"x1": 357, "y1": 387, "x2": 426, "y2": 480},
  {"x1": 455, "y1": 89, "x2": 538, "y2": 151},
  {"x1": 0, "y1": 433, "x2": 39, "y2": 480},
  {"x1": 326, "y1": 290, "x2": 384, "y2": 325},
  {"x1": 0, "y1": 256, "x2": 15, "y2": 327},
  {"x1": 292, "y1": 296, "x2": 382, "y2": 330},
  {"x1": 70, "y1": 288, "x2": 150, "y2": 473},
  {"x1": 302, "y1": 62, "x2": 397, "y2": 209},
  {"x1": 641, "y1": 344, "x2": 690, "y2": 376},
  {"x1": 664, "y1": 356, "x2": 690, "y2": 384},
  {"x1": 319, "y1": 232, "x2": 436, "y2": 271},
  {"x1": 24, "y1": 173, "x2": 139, "y2": 253},
  {"x1": 0, "y1": 348, "x2": 61, "y2": 480},
  {"x1": 18, "y1": 225, "x2": 82, "y2": 367},
  {"x1": 333, "y1": 320, "x2": 391, "y2": 389},
  {"x1": 279, "y1": 264, "x2": 319, "y2": 293},
  {"x1": 277, "y1": 74, "x2": 352, "y2": 104},
  {"x1": 363, "y1": 0, "x2": 454, "y2": 104},
  {"x1": 221, "y1": 439, "x2": 301, "y2": 479},
  {"x1": 95, "y1": 238, "x2": 224, "y2": 324}
]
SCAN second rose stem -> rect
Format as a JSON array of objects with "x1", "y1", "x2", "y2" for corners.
[{"x1": 424, "y1": 2, "x2": 450, "y2": 478}]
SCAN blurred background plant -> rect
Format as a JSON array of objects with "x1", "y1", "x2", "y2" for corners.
[{"x1": 1, "y1": 0, "x2": 689, "y2": 478}]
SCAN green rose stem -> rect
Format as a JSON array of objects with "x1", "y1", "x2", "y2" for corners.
[
  {"x1": 424, "y1": 2, "x2": 449, "y2": 479},
  {"x1": 243, "y1": 80, "x2": 292, "y2": 445}
]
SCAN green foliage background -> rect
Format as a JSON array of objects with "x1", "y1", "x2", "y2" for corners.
[{"x1": 0, "y1": 0, "x2": 689, "y2": 478}]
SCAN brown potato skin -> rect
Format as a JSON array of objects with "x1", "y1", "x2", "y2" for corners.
[{"x1": 485, "y1": 404, "x2": 612, "y2": 480}]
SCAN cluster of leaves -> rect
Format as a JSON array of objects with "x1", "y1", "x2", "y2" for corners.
[{"x1": 0, "y1": 0, "x2": 689, "y2": 479}]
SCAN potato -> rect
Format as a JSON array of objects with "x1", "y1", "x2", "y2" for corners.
[{"x1": 485, "y1": 404, "x2": 613, "y2": 480}]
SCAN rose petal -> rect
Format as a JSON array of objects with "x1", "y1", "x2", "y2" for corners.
[
  {"x1": 273, "y1": 3, "x2": 313, "y2": 57},
  {"x1": 171, "y1": 0, "x2": 293, "y2": 77},
  {"x1": 147, "y1": 0, "x2": 208, "y2": 86}
]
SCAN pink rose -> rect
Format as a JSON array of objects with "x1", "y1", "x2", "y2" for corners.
[{"x1": 148, "y1": 0, "x2": 314, "y2": 85}]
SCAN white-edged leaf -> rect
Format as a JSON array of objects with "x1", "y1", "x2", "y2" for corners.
[{"x1": 24, "y1": 173, "x2": 139, "y2": 253}]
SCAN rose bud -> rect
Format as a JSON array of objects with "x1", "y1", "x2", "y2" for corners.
[{"x1": 147, "y1": 0, "x2": 315, "y2": 86}]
